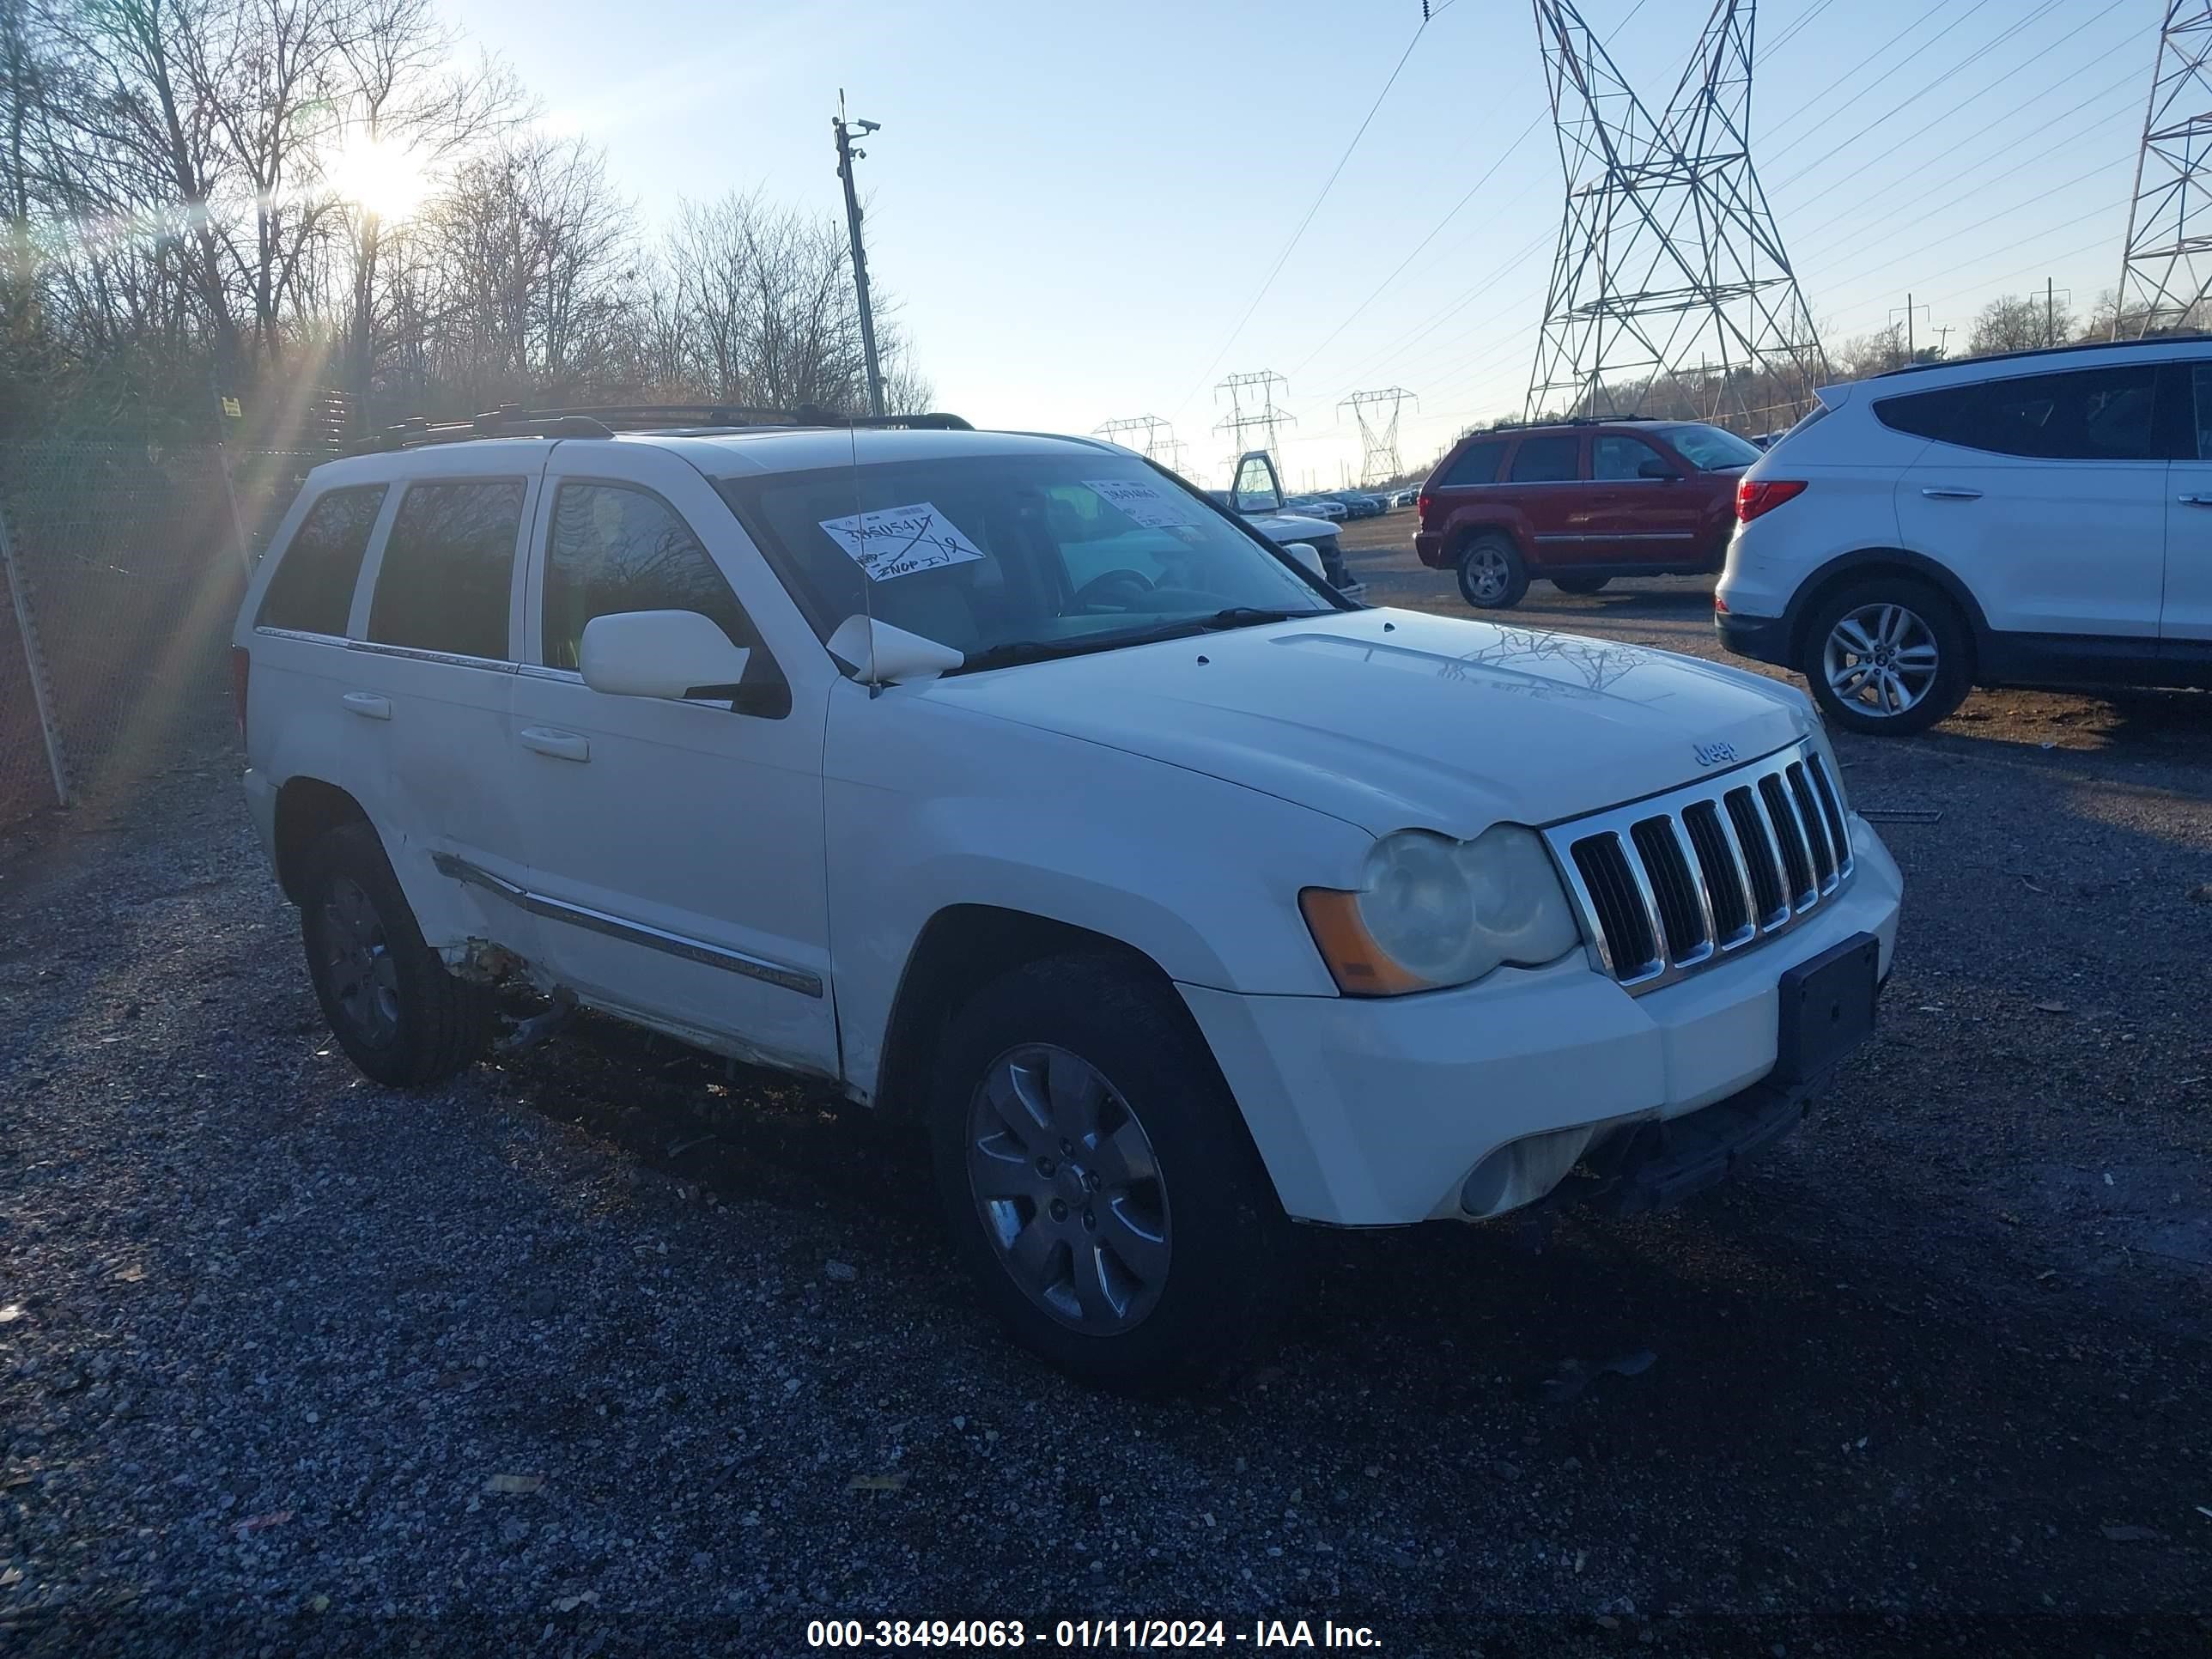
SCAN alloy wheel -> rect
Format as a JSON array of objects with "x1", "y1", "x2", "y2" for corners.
[
  {"x1": 1464, "y1": 546, "x2": 1511, "y2": 604},
  {"x1": 317, "y1": 876, "x2": 401, "y2": 1046},
  {"x1": 1822, "y1": 602, "x2": 1940, "y2": 719},
  {"x1": 965, "y1": 1044, "x2": 1170, "y2": 1334}
]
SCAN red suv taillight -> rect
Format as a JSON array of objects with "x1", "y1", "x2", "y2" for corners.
[
  {"x1": 230, "y1": 647, "x2": 250, "y2": 744},
  {"x1": 1416, "y1": 492, "x2": 1431, "y2": 520},
  {"x1": 1736, "y1": 478, "x2": 1807, "y2": 523}
]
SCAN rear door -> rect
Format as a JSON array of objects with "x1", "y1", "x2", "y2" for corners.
[
  {"x1": 1584, "y1": 432, "x2": 1705, "y2": 567},
  {"x1": 1501, "y1": 431, "x2": 1591, "y2": 568},
  {"x1": 1890, "y1": 362, "x2": 2168, "y2": 641},
  {"x1": 2158, "y1": 360, "x2": 2212, "y2": 651},
  {"x1": 347, "y1": 445, "x2": 542, "y2": 957}
]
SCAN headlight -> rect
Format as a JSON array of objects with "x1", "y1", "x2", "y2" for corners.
[{"x1": 1300, "y1": 825, "x2": 1583, "y2": 996}]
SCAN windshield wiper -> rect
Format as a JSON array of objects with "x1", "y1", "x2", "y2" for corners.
[{"x1": 950, "y1": 610, "x2": 1323, "y2": 676}]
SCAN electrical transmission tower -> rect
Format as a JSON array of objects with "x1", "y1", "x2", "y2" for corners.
[
  {"x1": 1213, "y1": 371, "x2": 1295, "y2": 472},
  {"x1": 1094, "y1": 415, "x2": 1189, "y2": 474},
  {"x1": 1526, "y1": 0, "x2": 1824, "y2": 429},
  {"x1": 2114, "y1": 2, "x2": 2212, "y2": 338},
  {"x1": 1341, "y1": 389, "x2": 1418, "y2": 484}
]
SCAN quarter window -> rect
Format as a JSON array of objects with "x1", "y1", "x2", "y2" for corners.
[
  {"x1": 1442, "y1": 439, "x2": 1508, "y2": 487},
  {"x1": 1876, "y1": 365, "x2": 2160, "y2": 460},
  {"x1": 258, "y1": 485, "x2": 386, "y2": 635},
  {"x1": 544, "y1": 482, "x2": 785, "y2": 714},
  {"x1": 1592, "y1": 436, "x2": 1667, "y2": 481},
  {"x1": 367, "y1": 481, "x2": 524, "y2": 661},
  {"x1": 1507, "y1": 434, "x2": 1582, "y2": 483}
]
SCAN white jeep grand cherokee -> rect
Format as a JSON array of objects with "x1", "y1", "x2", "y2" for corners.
[{"x1": 233, "y1": 408, "x2": 1902, "y2": 1391}]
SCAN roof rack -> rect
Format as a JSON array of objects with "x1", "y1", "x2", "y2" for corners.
[
  {"x1": 1872, "y1": 331, "x2": 2212, "y2": 380},
  {"x1": 347, "y1": 402, "x2": 975, "y2": 455},
  {"x1": 1476, "y1": 413, "x2": 1666, "y2": 432}
]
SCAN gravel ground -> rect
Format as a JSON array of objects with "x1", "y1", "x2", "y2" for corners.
[{"x1": 3, "y1": 536, "x2": 2210, "y2": 1656}]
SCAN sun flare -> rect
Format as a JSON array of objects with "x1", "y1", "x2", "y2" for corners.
[{"x1": 328, "y1": 133, "x2": 429, "y2": 220}]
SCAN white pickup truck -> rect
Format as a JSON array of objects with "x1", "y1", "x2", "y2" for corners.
[
  {"x1": 1212, "y1": 448, "x2": 1364, "y2": 600},
  {"x1": 233, "y1": 409, "x2": 1899, "y2": 1392}
]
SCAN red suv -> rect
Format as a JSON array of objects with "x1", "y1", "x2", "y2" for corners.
[{"x1": 1413, "y1": 418, "x2": 1761, "y2": 609}]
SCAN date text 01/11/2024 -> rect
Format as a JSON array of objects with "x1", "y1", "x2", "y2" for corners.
[{"x1": 803, "y1": 1619, "x2": 1384, "y2": 1649}]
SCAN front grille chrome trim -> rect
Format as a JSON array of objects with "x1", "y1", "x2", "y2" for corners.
[{"x1": 1542, "y1": 739, "x2": 1856, "y2": 996}]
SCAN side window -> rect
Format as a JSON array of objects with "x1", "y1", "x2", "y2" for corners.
[
  {"x1": 1442, "y1": 439, "x2": 1507, "y2": 487},
  {"x1": 1879, "y1": 366, "x2": 2160, "y2": 460},
  {"x1": 545, "y1": 483, "x2": 787, "y2": 715},
  {"x1": 1592, "y1": 435, "x2": 1666, "y2": 481},
  {"x1": 1232, "y1": 453, "x2": 1282, "y2": 513},
  {"x1": 1508, "y1": 434, "x2": 1582, "y2": 483},
  {"x1": 258, "y1": 484, "x2": 386, "y2": 635},
  {"x1": 368, "y1": 480, "x2": 525, "y2": 661}
]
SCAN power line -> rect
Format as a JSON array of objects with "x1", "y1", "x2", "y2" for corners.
[{"x1": 1169, "y1": 6, "x2": 1457, "y2": 422}]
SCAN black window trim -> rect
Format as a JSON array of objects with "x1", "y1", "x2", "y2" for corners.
[
  {"x1": 363, "y1": 472, "x2": 532, "y2": 668},
  {"x1": 538, "y1": 473, "x2": 792, "y2": 718},
  {"x1": 253, "y1": 481, "x2": 392, "y2": 640}
]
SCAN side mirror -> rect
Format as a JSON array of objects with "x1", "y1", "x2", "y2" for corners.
[
  {"x1": 580, "y1": 609, "x2": 750, "y2": 700},
  {"x1": 1638, "y1": 458, "x2": 1682, "y2": 481},
  {"x1": 1282, "y1": 541, "x2": 1327, "y2": 580}
]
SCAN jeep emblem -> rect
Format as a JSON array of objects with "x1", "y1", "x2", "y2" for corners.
[{"x1": 1693, "y1": 739, "x2": 1736, "y2": 768}]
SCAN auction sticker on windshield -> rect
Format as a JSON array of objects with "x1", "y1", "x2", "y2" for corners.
[
  {"x1": 1084, "y1": 477, "x2": 1202, "y2": 529},
  {"x1": 818, "y1": 501, "x2": 987, "y2": 581}
]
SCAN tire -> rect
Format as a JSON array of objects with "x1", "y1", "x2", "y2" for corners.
[
  {"x1": 927, "y1": 954, "x2": 1293, "y2": 1395},
  {"x1": 1553, "y1": 574, "x2": 1611, "y2": 596},
  {"x1": 1456, "y1": 533, "x2": 1529, "y2": 610},
  {"x1": 1800, "y1": 577, "x2": 1972, "y2": 737},
  {"x1": 299, "y1": 822, "x2": 493, "y2": 1088}
]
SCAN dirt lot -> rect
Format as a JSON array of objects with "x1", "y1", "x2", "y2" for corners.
[{"x1": 3, "y1": 527, "x2": 2209, "y2": 1655}]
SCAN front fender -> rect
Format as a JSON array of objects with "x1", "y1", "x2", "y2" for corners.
[{"x1": 823, "y1": 682, "x2": 1370, "y2": 1098}]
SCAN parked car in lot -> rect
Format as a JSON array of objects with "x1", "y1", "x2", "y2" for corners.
[
  {"x1": 1208, "y1": 454, "x2": 1362, "y2": 599},
  {"x1": 1287, "y1": 494, "x2": 1348, "y2": 521},
  {"x1": 1325, "y1": 489, "x2": 1387, "y2": 520},
  {"x1": 1717, "y1": 337, "x2": 2212, "y2": 734},
  {"x1": 1413, "y1": 417, "x2": 1759, "y2": 608},
  {"x1": 234, "y1": 406, "x2": 1899, "y2": 1391}
]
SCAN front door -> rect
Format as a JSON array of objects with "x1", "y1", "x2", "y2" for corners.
[
  {"x1": 1891, "y1": 360, "x2": 2168, "y2": 641},
  {"x1": 507, "y1": 445, "x2": 838, "y2": 1075},
  {"x1": 2159, "y1": 360, "x2": 2212, "y2": 649},
  {"x1": 1584, "y1": 432, "x2": 1705, "y2": 567}
]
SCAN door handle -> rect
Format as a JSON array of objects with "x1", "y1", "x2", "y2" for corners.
[
  {"x1": 341, "y1": 691, "x2": 392, "y2": 720},
  {"x1": 2179, "y1": 494, "x2": 2212, "y2": 506},
  {"x1": 1919, "y1": 487, "x2": 1983, "y2": 501},
  {"x1": 520, "y1": 726, "x2": 590, "y2": 763}
]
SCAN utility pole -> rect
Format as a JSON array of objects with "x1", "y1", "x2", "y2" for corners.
[
  {"x1": 1213, "y1": 371, "x2": 1296, "y2": 476},
  {"x1": 2044, "y1": 277, "x2": 2073, "y2": 345},
  {"x1": 1890, "y1": 294, "x2": 1929, "y2": 364},
  {"x1": 1340, "y1": 388, "x2": 1418, "y2": 485},
  {"x1": 832, "y1": 92, "x2": 886, "y2": 417}
]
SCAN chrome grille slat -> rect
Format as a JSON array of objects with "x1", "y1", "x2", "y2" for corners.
[{"x1": 1543, "y1": 738, "x2": 1858, "y2": 997}]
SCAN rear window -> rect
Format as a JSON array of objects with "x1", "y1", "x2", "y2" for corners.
[
  {"x1": 1441, "y1": 438, "x2": 1507, "y2": 487},
  {"x1": 367, "y1": 479, "x2": 525, "y2": 661},
  {"x1": 258, "y1": 485, "x2": 386, "y2": 635},
  {"x1": 1507, "y1": 434, "x2": 1581, "y2": 483}
]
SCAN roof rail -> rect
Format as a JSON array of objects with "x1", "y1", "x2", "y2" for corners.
[
  {"x1": 1872, "y1": 331, "x2": 2212, "y2": 379},
  {"x1": 347, "y1": 402, "x2": 975, "y2": 455},
  {"x1": 1477, "y1": 413, "x2": 1664, "y2": 432}
]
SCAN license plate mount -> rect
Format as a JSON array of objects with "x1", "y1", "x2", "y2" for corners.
[{"x1": 1772, "y1": 932, "x2": 1880, "y2": 1085}]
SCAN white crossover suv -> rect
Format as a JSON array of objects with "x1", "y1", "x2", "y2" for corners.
[
  {"x1": 234, "y1": 406, "x2": 1901, "y2": 1391},
  {"x1": 1717, "y1": 337, "x2": 2212, "y2": 734}
]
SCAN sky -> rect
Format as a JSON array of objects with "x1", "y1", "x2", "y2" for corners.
[{"x1": 439, "y1": 0, "x2": 2162, "y2": 489}]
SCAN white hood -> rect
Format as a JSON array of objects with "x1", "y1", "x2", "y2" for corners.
[
  {"x1": 924, "y1": 608, "x2": 1814, "y2": 836},
  {"x1": 1245, "y1": 508, "x2": 1340, "y2": 544}
]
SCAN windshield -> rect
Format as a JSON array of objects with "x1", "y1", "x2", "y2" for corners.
[
  {"x1": 714, "y1": 453, "x2": 1339, "y2": 670},
  {"x1": 1662, "y1": 423, "x2": 1763, "y2": 470}
]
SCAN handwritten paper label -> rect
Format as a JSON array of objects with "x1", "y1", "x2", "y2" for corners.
[
  {"x1": 1084, "y1": 477, "x2": 1202, "y2": 529},
  {"x1": 817, "y1": 501, "x2": 988, "y2": 582}
]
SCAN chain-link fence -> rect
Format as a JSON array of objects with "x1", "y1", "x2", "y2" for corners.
[{"x1": 0, "y1": 442, "x2": 325, "y2": 830}]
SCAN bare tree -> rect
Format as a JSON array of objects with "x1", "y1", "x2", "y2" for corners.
[{"x1": 1968, "y1": 291, "x2": 2075, "y2": 358}]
